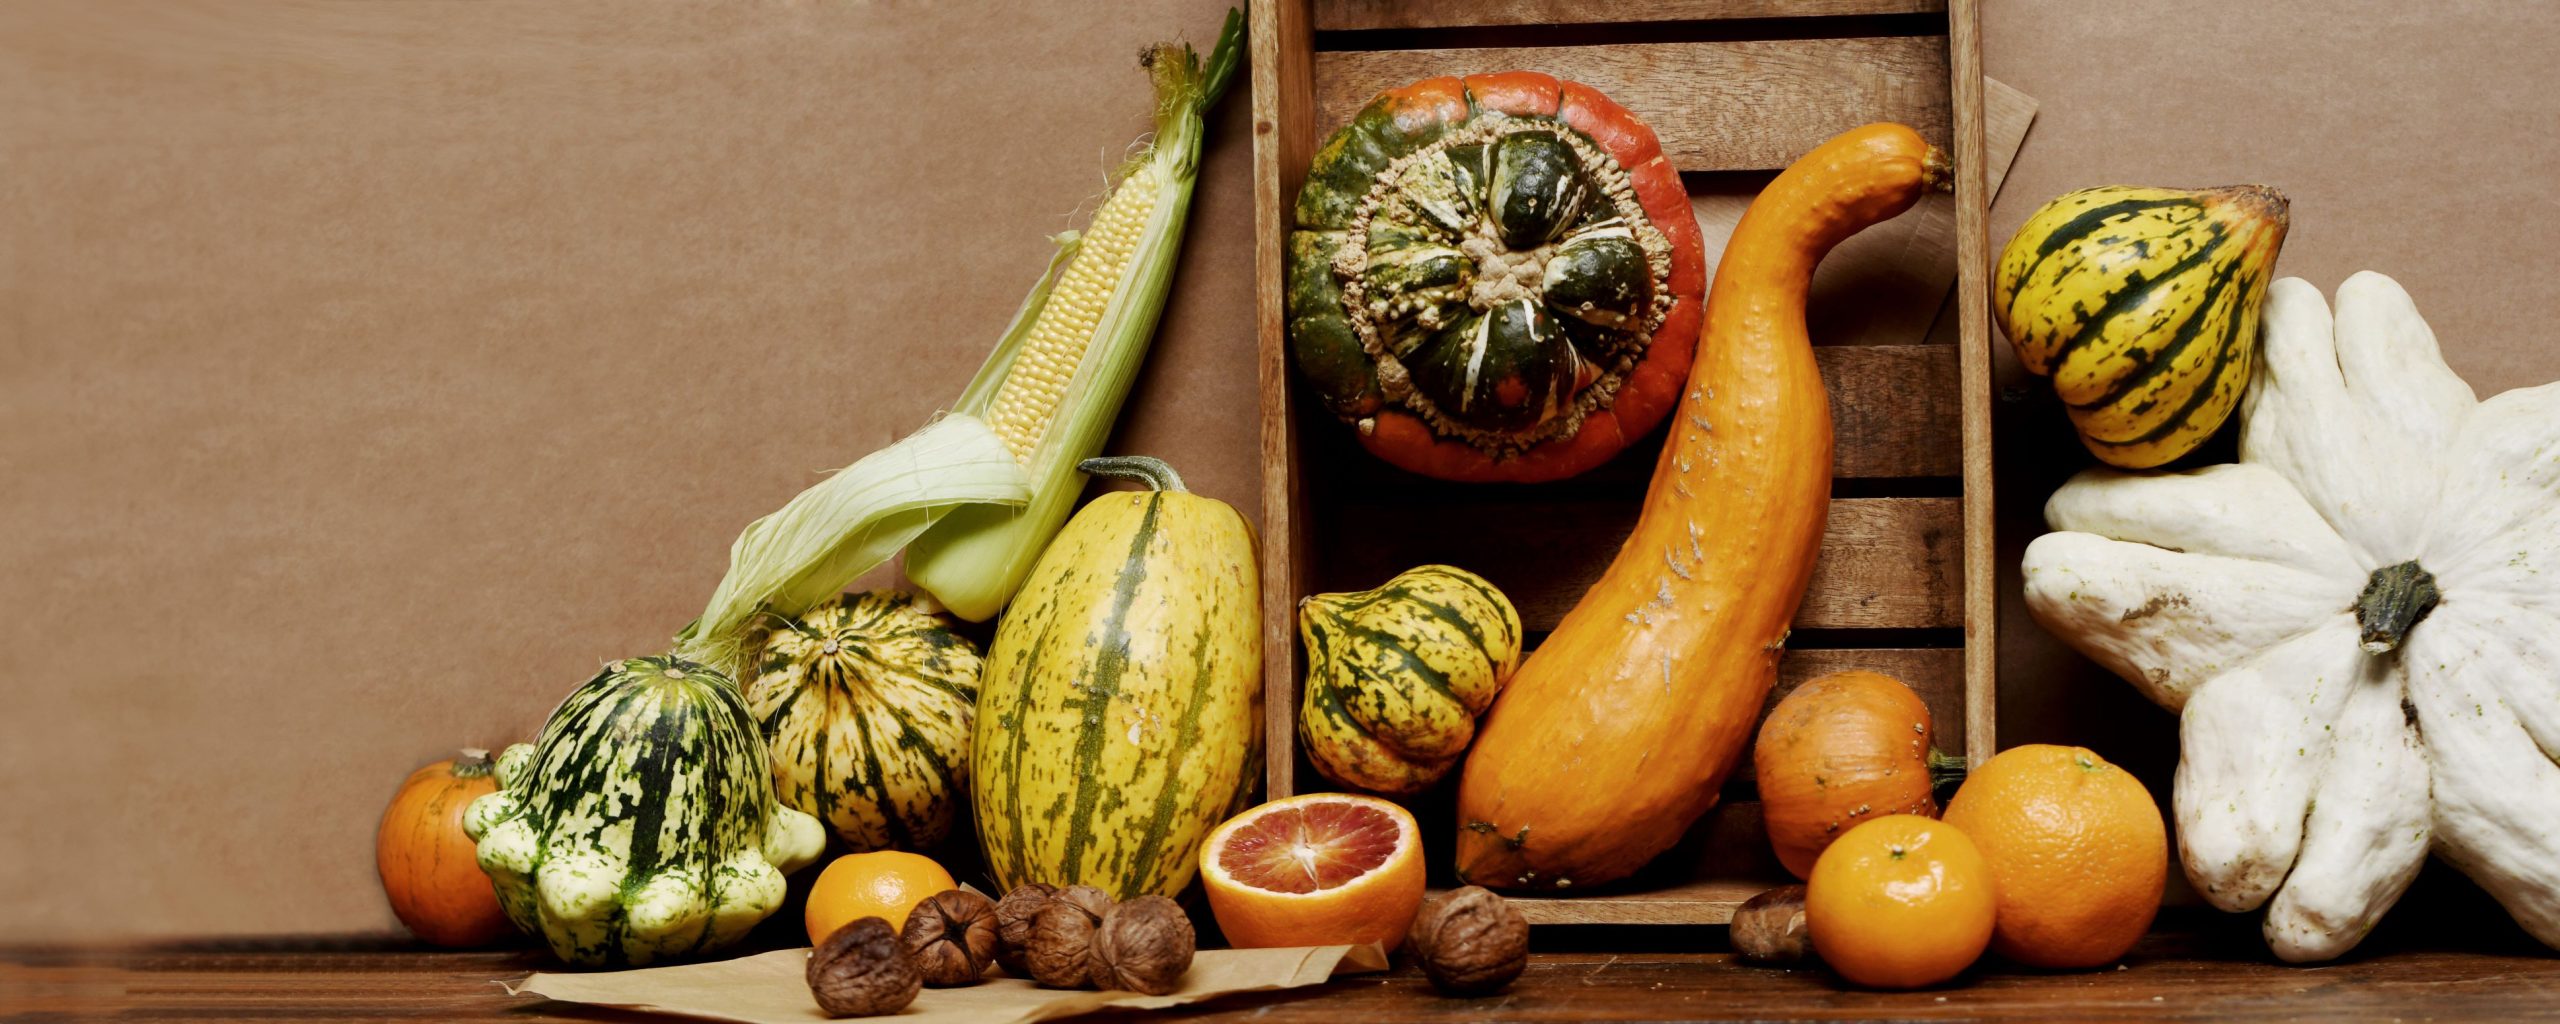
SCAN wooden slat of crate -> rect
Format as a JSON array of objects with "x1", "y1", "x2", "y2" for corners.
[
  {"x1": 1315, "y1": 0, "x2": 1945, "y2": 32},
  {"x1": 1310, "y1": 344, "x2": 1962, "y2": 492},
  {"x1": 1493, "y1": 802, "x2": 1783, "y2": 924},
  {"x1": 1322, "y1": 495, "x2": 1961, "y2": 633},
  {"x1": 1313, "y1": 40, "x2": 1951, "y2": 173},
  {"x1": 1250, "y1": 0, "x2": 1319, "y2": 799},
  {"x1": 1949, "y1": 0, "x2": 1997, "y2": 770}
]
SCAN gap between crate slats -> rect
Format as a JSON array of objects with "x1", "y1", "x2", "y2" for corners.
[{"x1": 1316, "y1": 0, "x2": 1944, "y2": 32}]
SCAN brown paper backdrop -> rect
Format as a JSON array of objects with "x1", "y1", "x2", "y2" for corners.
[{"x1": 5, "y1": 0, "x2": 2555, "y2": 940}]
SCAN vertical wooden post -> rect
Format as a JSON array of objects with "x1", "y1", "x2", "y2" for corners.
[
  {"x1": 1947, "y1": 0, "x2": 1999, "y2": 766},
  {"x1": 1251, "y1": 0, "x2": 1316, "y2": 800}
]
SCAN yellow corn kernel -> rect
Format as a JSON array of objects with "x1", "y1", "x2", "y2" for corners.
[{"x1": 983, "y1": 164, "x2": 1161, "y2": 462}]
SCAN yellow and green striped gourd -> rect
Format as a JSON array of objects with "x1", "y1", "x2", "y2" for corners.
[
  {"x1": 1995, "y1": 184, "x2": 2290, "y2": 469},
  {"x1": 746, "y1": 591, "x2": 981, "y2": 853},
  {"x1": 1298, "y1": 565, "x2": 1522, "y2": 795}
]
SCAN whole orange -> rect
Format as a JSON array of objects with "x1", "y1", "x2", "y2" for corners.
[
  {"x1": 1805, "y1": 814, "x2": 1995, "y2": 989},
  {"x1": 1941, "y1": 744, "x2": 2165, "y2": 968},
  {"x1": 804, "y1": 851, "x2": 955, "y2": 944}
]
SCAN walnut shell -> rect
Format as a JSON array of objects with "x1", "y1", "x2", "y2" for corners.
[
  {"x1": 1087, "y1": 895, "x2": 1195, "y2": 995},
  {"x1": 1406, "y1": 886, "x2": 1528, "y2": 996},
  {"x1": 992, "y1": 882, "x2": 1061, "y2": 975},
  {"x1": 902, "y1": 889, "x2": 1000, "y2": 986},
  {"x1": 807, "y1": 917, "x2": 921, "y2": 1017},
  {"x1": 1731, "y1": 884, "x2": 1810, "y2": 965},
  {"x1": 1024, "y1": 886, "x2": 1113, "y2": 988}
]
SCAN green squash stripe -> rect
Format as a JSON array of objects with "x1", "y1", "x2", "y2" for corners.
[
  {"x1": 2091, "y1": 269, "x2": 2260, "y2": 448},
  {"x1": 846, "y1": 683, "x2": 908, "y2": 851},
  {"x1": 2043, "y1": 223, "x2": 2229, "y2": 369},
  {"x1": 1116, "y1": 582, "x2": 1223, "y2": 893},
  {"x1": 2066, "y1": 254, "x2": 2247, "y2": 413},
  {"x1": 1054, "y1": 492, "x2": 1167, "y2": 883},
  {"x1": 2009, "y1": 197, "x2": 2195, "y2": 288},
  {"x1": 993, "y1": 597, "x2": 1058, "y2": 889},
  {"x1": 1341, "y1": 619, "x2": 1462, "y2": 706}
]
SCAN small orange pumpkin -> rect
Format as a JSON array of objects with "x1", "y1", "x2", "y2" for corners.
[
  {"x1": 1754, "y1": 670, "x2": 1964, "y2": 879},
  {"x1": 376, "y1": 749, "x2": 513, "y2": 947}
]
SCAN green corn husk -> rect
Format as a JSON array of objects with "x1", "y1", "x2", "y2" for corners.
[
  {"x1": 674, "y1": 414, "x2": 1027, "y2": 678},
  {"x1": 902, "y1": 9, "x2": 1244, "y2": 622}
]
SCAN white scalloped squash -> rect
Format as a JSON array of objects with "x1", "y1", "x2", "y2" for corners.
[{"x1": 2023, "y1": 271, "x2": 2560, "y2": 962}]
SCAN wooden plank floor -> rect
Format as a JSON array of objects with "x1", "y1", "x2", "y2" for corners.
[{"x1": 11, "y1": 911, "x2": 2557, "y2": 1022}]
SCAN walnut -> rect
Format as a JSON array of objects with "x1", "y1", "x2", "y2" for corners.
[
  {"x1": 901, "y1": 889, "x2": 1000, "y2": 986},
  {"x1": 992, "y1": 882, "x2": 1060, "y2": 975},
  {"x1": 806, "y1": 916, "x2": 920, "y2": 1018},
  {"x1": 1730, "y1": 884, "x2": 1810, "y2": 965},
  {"x1": 1087, "y1": 895, "x2": 1194, "y2": 995},
  {"x1": 1406, "y1": 885, "x2": 1528, "y2": 996},
  {"x1": 1023, "y1": 885, "x2": 1114, "y2": 988}
]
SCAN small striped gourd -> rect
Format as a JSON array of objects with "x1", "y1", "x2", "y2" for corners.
[
  {"x1": 972, "y1": 457, "x2": 1260, "y2": 899},
  {"x1": 905, "y1": 12, "x2": 1244, "y2": 622},
  {"x1": 746, "y1": 591, "x2": 981, "y2": 853},
  {"x1": 1995, "y1": 184, "x2": 2290, "y2": 469},
  {"x1": 1298, "y1": 565, "x2": 1521, "y2": 795},
  {"x1": 464, "y1": 656, "x2": 825, "y2": 967}
]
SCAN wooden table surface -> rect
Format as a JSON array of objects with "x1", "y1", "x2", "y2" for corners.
[{"x1": 12, "y1": 910, "x2": 2557, "y2": 1023}]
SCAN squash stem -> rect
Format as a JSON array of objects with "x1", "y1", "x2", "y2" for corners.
[
  {"x1": 1078, "y1": 456, "x2": 1186, "y2": 494},
  {"x1": 454, "y1": 748, "x2": 495, "y2": 777},
  {"x1": 1927, "y1": 749, "x2": 1969, "y2": 803},
  {"x1": 2356, "y1": 560, "x2": 2441, "y2": 655}
]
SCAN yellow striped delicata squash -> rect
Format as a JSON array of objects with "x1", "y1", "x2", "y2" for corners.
[
  {"x1": 2023, "y1": 272, "x2": 2560, "y2": 961},
  {"x1": 972, "y1": 456, "x2": 1260, "y2": 899},
  {"x1": 1996, "y1": 184, "x2": 2290, "y2": 468}
]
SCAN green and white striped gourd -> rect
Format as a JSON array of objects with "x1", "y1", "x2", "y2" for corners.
[
  {"x1": 747, "y1": 591, "x2": 981, "y2": 852},
  {"x1": 464, "y1": 655, "x2": 825, "y2": 967}
]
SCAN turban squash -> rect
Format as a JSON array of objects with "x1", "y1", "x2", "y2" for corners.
[{"x1": 1286, "y1": 72, "x2": 1706, "y2": 483}]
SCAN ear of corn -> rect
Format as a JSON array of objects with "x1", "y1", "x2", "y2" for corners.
[
  {"x1": 904, "y1": 9, "x2": 1244, "y2": 622},
  {"x1": 671, "y1": 9, "x2": 1241, "y2": 672}
]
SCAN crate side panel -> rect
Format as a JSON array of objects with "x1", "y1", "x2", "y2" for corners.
[{"x1": 1312, "y1": 38, "x2": 1950, "y2": 173}]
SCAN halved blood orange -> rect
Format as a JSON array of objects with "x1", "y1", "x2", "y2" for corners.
[{"x1": 1199, "y1": 793, "x2": 1426, "y2": 951}]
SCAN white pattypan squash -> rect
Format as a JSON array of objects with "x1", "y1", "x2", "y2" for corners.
[{"x1": 2022, "y1": 271, "x2": 2560, "y2": 962}]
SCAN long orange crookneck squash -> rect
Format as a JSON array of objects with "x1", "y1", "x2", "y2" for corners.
[{"x1": 1453, "y1": 124, "x2": 1951, "y2": 891}]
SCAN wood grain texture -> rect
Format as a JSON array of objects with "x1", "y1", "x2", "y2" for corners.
[
  {"x1": 1948, "y1": 0, "x2": 1998, "y2": 766},
  {"x1": 1305, "y1": 344, "x2": 1964, "y2": 503},
  {"x1": 1687, "y1": 77, "x2": 2037, "y2": 352},
  {"x1": 1252, "y1": 0, "x2": 1317, "y2": 803},
  {"x1": 1318, "y1": 496, "x2": 1962, "y2": 633},
  {"x1": 19, "y1": 925, "x2": 2560, "y2": 1022},
  {"x1": 1313, "y1": 0, "x2": 1945, "y2": 31},
  {"x1": 1312, "y1": 37, "x2": 1951, "y2": 172}
]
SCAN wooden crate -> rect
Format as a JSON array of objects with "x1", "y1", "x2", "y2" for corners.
[{"x1": 1249, "y1": 0, "x2": 2003, "y2": 924}]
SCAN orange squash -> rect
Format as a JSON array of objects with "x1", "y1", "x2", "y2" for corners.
[
  {"x1": 376, "y1": 749, "x2": 512, "y2": 947},
  {"x1": 1452, "y1": 125, "x2": 1949, "y2": 890},
  {"x1": 1754, "y1": 670, "x2": 1963, "y2": 879}
]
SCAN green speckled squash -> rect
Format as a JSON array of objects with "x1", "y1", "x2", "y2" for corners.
[
  {"x1": 464, "y1": 655, "x2": 825, "y2": 967},
  {"x1": 1298, "y1": 565, "x2": 1522, "y2": 795},
  {"x1": 746, "y1": 591, "x2": 981, "y2": 853},
  {"x1": 971, "y1": 457, "x2": 1261, "y2": 900}
]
